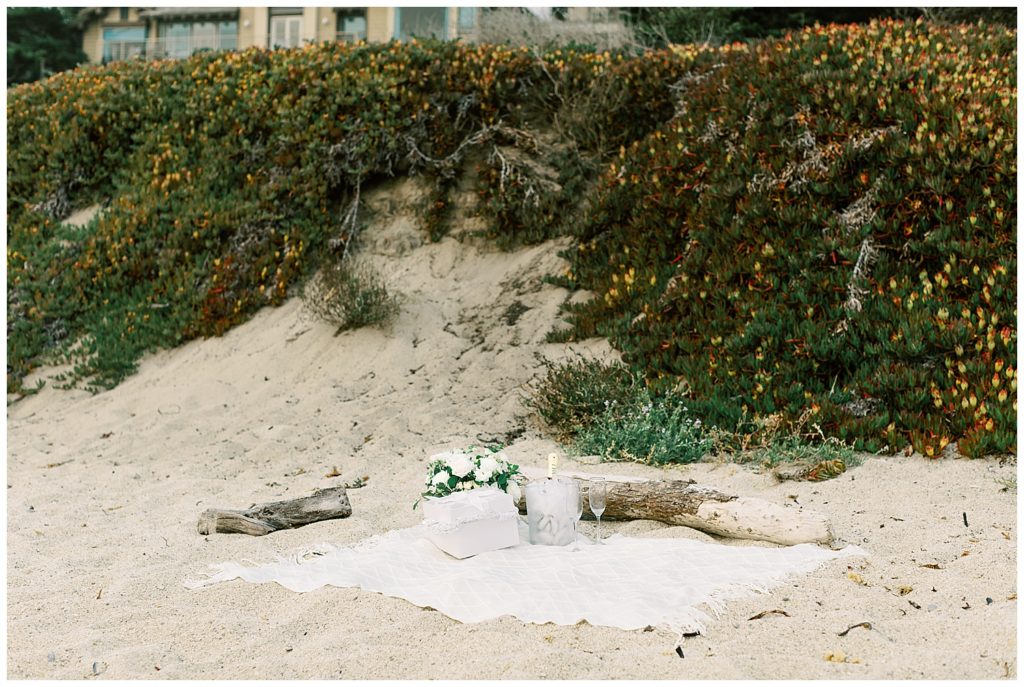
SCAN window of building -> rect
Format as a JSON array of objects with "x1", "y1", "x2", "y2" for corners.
[
  {"x1": 396, "y1": 7, "x2": 447, "y2": 40},
  {"x1": 103, "y1": 26, "x2": 146, "y2": 62},
  {"x1": 457, "y1": 7, "x2": 477, "y2": 30},
  {"x1": 119, "y1": 8, "x2": 129, "y2": 22},
  {"x1": 160, "y1": 22, "x2": 190, "y2": 58},
  {"x1": 336, "y1": 8, "x2": 367, "y2": 42},
  {"x1": 219, "y1": 21, "x2": 239, "y2": 51},
  {"x1": 191, "y1": 21, "x2": 217, "y2": 52},
  {"x1": 157, "y1": 20, "x2": 238, "y2": 58},
  {"x1": 270, "y1": 14, "x2": 303, "y2": 48}
]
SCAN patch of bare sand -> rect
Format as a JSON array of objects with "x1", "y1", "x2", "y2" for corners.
[{"x1": 6, "y1": 182, "x2": 1016, "y2": 679}]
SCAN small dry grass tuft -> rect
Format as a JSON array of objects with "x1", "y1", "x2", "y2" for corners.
[{"x1": 302, "y1": 260, "x2": 399, "y2": 335}]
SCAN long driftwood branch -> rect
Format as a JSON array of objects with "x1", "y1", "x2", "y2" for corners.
[
  {"x1": 517, "y1": 467, "x2": 832, "y2": 546},
  {"x1": 197, "y1": 487, "x2": 352, "y2": 536}
]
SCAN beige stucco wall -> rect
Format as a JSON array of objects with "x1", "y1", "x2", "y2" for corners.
[
  {"x1": 148, "y1": 19, "x2": 163, "y2": 56},
  {"x1": 314, "y1": 7, "x2": 335, "y2": 43},
  {"x1": 301, "y1": 8, "x2": 317, "y2": 44},
  {"x1": 565, "y1": 7, "x2": 587, "y2": 22},
  {"x1": 366, "y1": 7, "x2": 394, "y2": 43},
  {"x1": 237, "y1": 7, "x2": 261, "y2": 49},
  {"x1": 81, "y1": 22, "x2": 104, "y2": 64},
  {"x1": 447, "y1": 8, "x2": 459, "y2": 40},
  {"x1": 240, "y1": 8, "x2": 322, "y2": 49}
]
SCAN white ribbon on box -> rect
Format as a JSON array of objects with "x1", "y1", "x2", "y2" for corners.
[{"x1": 421, "y1": 488, "x2": 518, "y2": 533}]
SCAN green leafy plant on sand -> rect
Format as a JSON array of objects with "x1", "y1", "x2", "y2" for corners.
[
  {"x1": 751, "y1": 435, "x2": 856, "y2": 481},
  {"x1": 524, "y1": 356, "x2": 713, "y2": 465},
  {"x1": 522, "y1": 356, "x2": 639, "y2": 442},
  {"x1": 526, "y1": 356, "x2": 854, "y2": 479},
  {"x1": 574, "y1": 389, "x2": 714, "y2": 465},
  {"x1": 721, "y1": 409, "x2": 857, "y2": 480}
]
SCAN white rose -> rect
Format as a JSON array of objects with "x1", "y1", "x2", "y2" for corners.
[
  {"x1": 507, "y1": 481, "x2": 522, "y2": 503},
  {"x1": 474, "y1": 456, "x2": 500, "y2": 482},
  {"x1": 446, "y1": 453, "x2": 475, "y2": 478},
  {"x1": 431, "y1": 470, "x2": 451, "y2": 486}
]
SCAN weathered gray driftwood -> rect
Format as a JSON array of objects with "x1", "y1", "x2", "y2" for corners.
[
  {"x1": 197, "y1": 487, "x2": 352, "y2": 536},
  {"x1": 518, "y1": 467, "x2": 832, "y2": 546}
]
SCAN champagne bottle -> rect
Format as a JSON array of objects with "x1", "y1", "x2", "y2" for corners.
[{"x1": 547, "y1": 452, "x2": 558, "y2": 478}]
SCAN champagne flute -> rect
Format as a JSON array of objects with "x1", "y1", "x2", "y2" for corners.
[
  {"x1": 589, "y1": 478, "x2": 607, "y2": 544},
  {"x1": 569, "y1": 481, "x2": 583, "y2": 549}
]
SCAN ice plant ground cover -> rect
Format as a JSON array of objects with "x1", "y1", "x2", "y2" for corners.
[
  {"x1": 7, "y1": 18, "x2": 1015, "y2": 457},
  {"x1": 555, "y1": 19, "x2": 1016, "y2": 457}
]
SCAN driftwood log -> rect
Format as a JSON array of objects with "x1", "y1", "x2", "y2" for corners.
[
  {"x1": 518, "y1": 467, "x2": 831, "y2": 546},
  {"x1": 197, "y1": 486, "x2": 352, "y2": 536}
]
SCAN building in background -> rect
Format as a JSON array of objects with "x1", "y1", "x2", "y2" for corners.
[{"x1": 75, "y1": 7, "x2": 487, "y2": 64}]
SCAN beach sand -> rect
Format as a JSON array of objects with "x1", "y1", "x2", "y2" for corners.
[{"x1": 7, "y1": 182, "x2": 1017, "y2": 679}]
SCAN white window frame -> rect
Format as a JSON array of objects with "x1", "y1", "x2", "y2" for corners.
[
  {"x1": 394, "y1": 7, "x2": 449, "y2": 40},
  {"x1": 270, "y1": 15, "x2": 303, "y2": 49}
]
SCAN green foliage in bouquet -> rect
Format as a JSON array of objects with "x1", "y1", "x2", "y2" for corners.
[
  {"x1": 418, "y1": 445, "x2": 522, "y2": 507},
  {"x1": 559, "y1": 19, "x2": 1017, "y2": 457}
]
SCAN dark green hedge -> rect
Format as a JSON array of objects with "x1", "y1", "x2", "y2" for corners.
[{"x1": 559, "y1": 20, "x2": 1016, "y2": 457}]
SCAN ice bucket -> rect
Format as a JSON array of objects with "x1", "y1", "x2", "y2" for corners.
[{"x1": 524, "y1": 477, "x2": 578, "y2": 546}]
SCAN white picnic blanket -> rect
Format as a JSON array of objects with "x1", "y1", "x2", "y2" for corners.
[{"x1": 186, "y1": 521, "x2": 864, "y2": 636}]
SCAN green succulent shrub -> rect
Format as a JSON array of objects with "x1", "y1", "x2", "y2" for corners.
[
  {"x1": 573, "y1": 389, "x2": 713, "y2": 465},
  {"x1": 744, "y1": 417, "x2": 858, "y2": 481},
  {"x1": 752, "y1": 434, "x2": 855, "y2": 467},
  {"x1": 559, "y1": 19, "x2": 1016, "y2": 458},
  {"x1": 524, "y1": 356, "x2": 713, "y2": 465},
  {"x1": 523, "y1": 356, "x2": 639, "y2": 441}
]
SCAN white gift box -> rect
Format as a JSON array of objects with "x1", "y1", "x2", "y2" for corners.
[{"x1": 421, "y1": 488, "x2": 520, "y2": 559}]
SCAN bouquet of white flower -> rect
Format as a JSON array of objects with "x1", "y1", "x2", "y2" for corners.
[{"x1": 418, "y1": 444, "x2": 522, "y2": 507}]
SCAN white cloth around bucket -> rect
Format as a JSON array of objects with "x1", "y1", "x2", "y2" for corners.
[{"x1": 185, "y1": 521, "x2": 865, "y2": 635}]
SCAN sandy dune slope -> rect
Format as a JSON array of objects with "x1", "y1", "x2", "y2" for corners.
[{"x1": 7, "y1": 182, "x2": 1016, "y2": 679}]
